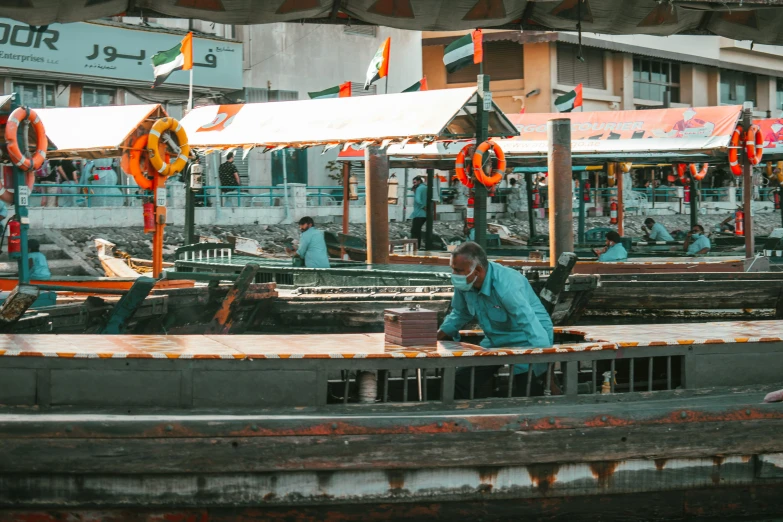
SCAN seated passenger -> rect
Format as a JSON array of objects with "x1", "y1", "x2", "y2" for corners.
[
  {"x1": 28, "y1": 239, "x2": 51, "y2": 281},
  {"x1": 643, "y1": 217, "x2": 674, "y2": 242},
  {"x1": 685, "y1": 224, "x2": 711, "y2": 256},
  {"x1": 595, "y1": 231, "x2": 628, "y2": 262}
]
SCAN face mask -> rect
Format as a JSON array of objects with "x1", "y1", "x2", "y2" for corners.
[
  {"x1": 451, "y1": 262, "x2": 478, "y2": 292},
  {"x1": 691, "y1": 232, "x2": 701, "y2": 239}
]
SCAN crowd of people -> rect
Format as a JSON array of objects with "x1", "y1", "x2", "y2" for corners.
[{"x1": 15, "y1": 158, "x2": 126, "y2": 208}]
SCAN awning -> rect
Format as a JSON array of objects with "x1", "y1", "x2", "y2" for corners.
[
  {"x1": 37, "y1": 104, "x2": 168, "y2": 159},
  {"x1": 357, "y1": 105, "x2": 743, "y2": 168},
  {"x1": 180, "y1": 88, "x2": 518, "y2": 151},
  {"x1": 754, "y1": 118, "x2": 783, "y2": 160},
  {"x1": 6, "y1": 1, "x2": 783, "y2": 46}
]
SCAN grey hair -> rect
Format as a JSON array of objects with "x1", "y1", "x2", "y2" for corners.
[{"x1": 451, "y1": 241, "x2": 488, "y2": 269}]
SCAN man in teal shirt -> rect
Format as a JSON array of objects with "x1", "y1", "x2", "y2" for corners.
[
  {"x1": 643, "y1": 218, "x2": 674, "y2": 242},
  {"x1": 437, "y1": 242, "x2": 553, "y2": 399},
  {"x1": 28, "y1": 239, "x2": 51, "y2": 280},
  {"x1": 409, "y1": 176, "x2": 427, "y2": 249},
  {"x1": 287, "y1": 216, "x2": 330, "y2": 268},
  {"x1": 684, "y1": 224, "x2": 711, "y2": 255},
  {"x1": 595, "y1": 231, "x2": 628, "y2": 262}
]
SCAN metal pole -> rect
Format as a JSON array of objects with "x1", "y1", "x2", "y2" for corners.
[
  {"x1": 281, "y1": 150, "x2": 291, "y2": 223},
  {"x1": 525, "y1": 172, "x2": 536, "y2": 241},
  {"x1": 13, "y1": 167, "x2": 29, "y2": 284},
  {"x1": 184, "y1": 164, "x2": 196, "y2": 246},
  {"x1": 689, "y1": 173, "x2": 699, "y2": 230},
  {"x1": 474, "y1": 74, "x2": 490, "y2": 249},
  {"x1": 365, "y1": 145, "x2": 390, "y2": 265},
  {"x1": 425, "y1": 168, "x2": 434, "y2": 250},
  {"x1": 578, "y1": 171, "x2": 586, "y2": 244},
  {"x1": 152, "y1": 174, "x2": 165, "y2": 278},
  {"x1": 617, "y1": 163, "x2": 625, "y2": 237},
  {"x1": 547, "y1": 119, "x2": 574, "y2": 267},
  {"x1": 341, "y1": 162, "x2": 350, "y2": 260},
  {"x1": 742, "y1": 105, "x2": 754, "y2": 258}
]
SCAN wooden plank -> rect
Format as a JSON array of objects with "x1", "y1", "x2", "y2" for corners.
[
  {"x1": 2, "y1": 419, "x2": 782, "y2": 474},
  {"x1": 0, "y1": 284, "x2": 39, "y2": 331},
  {"x1": 205, "y1": 264, "x2": 260, "y2": 335},
  {"x1": 100, "y1": 277, "x2": 156, "y2": 335}
]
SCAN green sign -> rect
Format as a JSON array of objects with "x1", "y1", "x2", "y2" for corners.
[{"x1": 0, "y1": 19, "x2": 242, "y2": 90}]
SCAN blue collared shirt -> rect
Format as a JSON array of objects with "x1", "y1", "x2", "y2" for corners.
[
  {"x1": 648, "y1": 222, "x2": 673, "y2": 242},
  {"x1": 297, "y1": 227, "x2": 331, "y2": 268},
  {"x1": 687, "y1": 235, "x2": 711, "y2": 255},
  {"x1": 29, "y1": 252, "x2": 51, "y2": 280},
  {"x1": 410, "y1": 183, "x2": 427, "y2": 219},
  {"x1": 598, "y1": 243, "x2": 628, "y2": 262},
  {"x1": 440, "y1": 262, "x2": 553, "y2": 374}
]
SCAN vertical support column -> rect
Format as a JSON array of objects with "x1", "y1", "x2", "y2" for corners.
[
  {"x1": 152, "y1": 173, "x2": 166, "y2": 278},
  {"x1": 474, "y1": 74, "x2": 490, "y2": 249},
  {"x1": 365, "y1": 145, "x2": 390, "y2": 265},
  {"x1": 547, "y1": 119, "x2": 574, "y2": 268},
  {"x1": 578, "y1": 171, "x2": 586, "y2": 244},
  {"x1": 184, "y1": 167, "x2": 196, "y2": 246},
  {"x1": 13, "y1": 167, "x2": 29, "y2": 284},
  {"x1": 617, "y1": 164, "x2": 625, "y2": 237},
  {"x1": 689, "y1": 174, "x2": 699, "y2": 230},
  {"x1": 742, "y1": 106, "x2": 755, "y2": 258},
  {"x1": 425, "y1": 168, "x2": 434, "y2": 251},
  {"x1": 526, "y1": 173, "x2": 536, "y2": 241},
  {"x1": 341, "y1": 162, "x2": 350, "y2": 260}
]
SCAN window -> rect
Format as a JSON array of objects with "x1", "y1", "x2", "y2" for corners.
[
  {"x1": 720, "y1": 70, "x2": 756, "y2": 106},
  {"x1": 13, "y1": 82, "x2": 55, "y2": 108},
  {"x1": 776, "y1": 78, "x2": 783, "y2": 111},
  {"x1": 82, "y1": 87, "x2": 116, "y2": 107},
  {"x1": 633, "y1": 57, "x2": 680, "y2": 103},
  {"x1": 447, "y1": 40, "x2": 523, "y2": 84},
  {"x1": 557, "y1": 43, "x2": 605, "y2": 89}
]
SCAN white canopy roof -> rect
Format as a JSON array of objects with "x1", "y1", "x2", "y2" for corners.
[
  {"x1": 180, "y1": 88, "x2": 518, "y2": 150},
  {"x1": 37, "y1": 104, "x2": 167, "y2": 158}
]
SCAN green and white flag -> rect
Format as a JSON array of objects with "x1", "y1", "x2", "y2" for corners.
[
  {"x1": 555, "y1": 84, "x2": 583, "y2": 112},
  {"x1": 151, "y1": 32, "x2": 192, "y2": 88},
  {"x1": 308, "y1": 82, "x2": 352, "y2": 99},
  {"x1": 402, "y1": 77, "x2": 428, "y2": 93},
  {"x1": 443, "y1": 29, "x2": 482, "y2": 74}
]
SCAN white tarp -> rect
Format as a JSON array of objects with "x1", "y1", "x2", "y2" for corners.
[
  {"x1": 36, "y1": 104, "x2": 165, "y2": 156},
  {"x1": 181, "y1": 87, "x2": 517, "y2": 149}
]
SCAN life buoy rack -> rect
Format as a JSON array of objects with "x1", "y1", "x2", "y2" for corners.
[
  {"x1": 5, "y1": 107, "x2": 47, "y2": 172},
  {"x1": 147, "y1": 117, "x2": 190, "y2": 177},
  {"x1": 471, "y1": 140, "x2": 505, "y2": 188},
  {"x1": 745, "y1": 124, "x2": 763, "y2": 166},
  {"x1": 728, "y1": 126, "x2": 743, "y2": 176},
  {"x1": 454, "y1": 143, "x2": 474, "y2": 189}
]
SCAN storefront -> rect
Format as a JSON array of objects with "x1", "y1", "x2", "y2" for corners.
[{"x1": 0, "y1": 18, "x2": 242, "y2": 114}]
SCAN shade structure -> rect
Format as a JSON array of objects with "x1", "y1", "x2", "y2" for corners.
[
  {"x1": 363, "y1": 105, "x2": 743, "y2": 168},
  {"x1": 754, "y1": 118, "x2": 783, "y2": 161},
  {"x1": 36, "y1": 104, "x2": 169, "y2": 158},
  {"x1": 6, "y1": 1, "x2": 783, "y2": 46},
  {"x1": 180, "y1": 87, "x2": 518, "y2": 150}
]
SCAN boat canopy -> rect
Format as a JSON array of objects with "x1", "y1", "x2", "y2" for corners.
[
  {"x1": 180, "y1": 87, "x2": 518, "y2": 152},
  {"x1": 7, "y1": 1, "x2": 783, "y2": 46},
  {"x1": 37, "y1": 104, "x2": 169, "y2": 159}
]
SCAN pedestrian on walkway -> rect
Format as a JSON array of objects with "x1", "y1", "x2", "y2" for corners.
[{"x1": 410, "y1": 176, "x2": 427, "y2": 249}]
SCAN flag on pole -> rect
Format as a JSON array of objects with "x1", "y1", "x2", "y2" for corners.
[
  {"x1": 151, "y1": 32, "x2": 193, "y2": 88},
  {"x1": 364, "y1": 37, "x2": 390, "y2": 90},
  {"x1": 554, "y1": 84, "x2": 583, "y2": 112},
  {"x1": 443, "y1": 29, "x2": 483, "y2": 74},
  {"x1": 402, "y1": 77, "x2": 428, "y2": 93},
  {"x1": 308, "y1": 82, "x2": 352, "y2": 99}
]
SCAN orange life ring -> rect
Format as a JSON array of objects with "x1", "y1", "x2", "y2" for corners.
[
  {"x1": 676, "y1": 163, "x2": 690, "y2": 185},
  {"x1": 689, "y1": 163, "x2": 709, "y2": 181},
  {"x1": 745, "y1": 124, "x2": 763, "y2": 166},
  {"x1": 124, "y1": 135, "x2": 170, "y2": 190},
  {"x1": 5, "y1": 107, "x2": 47, "y2": 172},
  {"x1": 728, "y1": 126, "x2": 743, "y2": 176},
  {"x1": 454, "y1": 143, "x2": 474, "y2": 189},
  {"x1": 471, "y1": 140, "x2": 505, "y2": 188}
]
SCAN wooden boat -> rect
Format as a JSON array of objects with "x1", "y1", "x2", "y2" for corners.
[{"x1": 3, "y1": 320, "x2": 783, "y2": 520}]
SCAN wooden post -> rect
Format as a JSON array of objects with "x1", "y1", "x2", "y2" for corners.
[
  {"x1": 547, "y1": 119, "x2": 574, "y2": 267},
  {"x1": 742, "y1": 106, "x2": 755, "y2": 258},
  {"x1": 425, "y1": 168, "x2": 434, "y2": 251},
  {"x1": 206, "y1": 263, "x2": 260, "y2": 335},
  {"x1": 525, "y1": 173, "x2": 536, "y2": 241},
  {"x1": 151, "y1": 174, "x2": 166, "y2": 278},
  {"x1": 341, "y1": 162, "x2": 350, "y2": 260},
  {"x1": 617, "y1": 163, "x2": 625, "y2": 237},
  {"x1": 578, "y1": 172, "x2": 586, "y2": 244},
  {"x1": 365, "y1": 145, "x2": 390, "y2": 265},
  {"x1": 100, "y1": 277, "x2": 156, "y2": 335}
]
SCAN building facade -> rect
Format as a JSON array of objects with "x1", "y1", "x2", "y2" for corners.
[{"x1": 423, "y1": 31, "x2": 783, "y2": 117}]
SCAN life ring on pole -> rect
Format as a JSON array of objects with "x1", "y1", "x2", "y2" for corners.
[
  {"x1": 124, "y1": 134, "x2": 172, "y2": 190},
  {"x1": 728, "y1": 126, "x2": 743, "y2": 176},
  {"x1": 471, "y1": 140, "x2": 505, "y2": 188},
  {"x1": 676, "y1": 163, "x2": 690, "y2": 185},
  {"x1": 147, "y1": 117, "x2": 190, "y2": 177},
  {"x1": 745, "y1": 124, "x2": 763, "y2": 166},
  {"x1": 5, "y1": 107, "x2": 47, "y2": 172},
  {"x1": 689, "y1": 163, "x2": 709, "y2": 181},
  {"x1": 454, "y1": 143, "x2": 474, "y2": 188}
]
